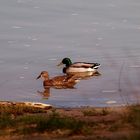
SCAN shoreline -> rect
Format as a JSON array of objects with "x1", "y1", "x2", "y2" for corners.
[
  {"x1": 0, "y1": 101, "x2": 139, "y2": 140},
  {"x1": 0, "y1": 101, "x2": 140, "y2": 140}
]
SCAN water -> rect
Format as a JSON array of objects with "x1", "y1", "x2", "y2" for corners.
[{"x1": 0, "y1": 0, "x2": 140, "y2": 107}]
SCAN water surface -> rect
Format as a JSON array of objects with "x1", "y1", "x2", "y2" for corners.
[{"x1": 0, "y1": 0, "x2": 140, "y2": 107}]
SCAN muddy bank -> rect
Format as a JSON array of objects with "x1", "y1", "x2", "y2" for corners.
[{"x1": 0, "y1": 102, "x2": 139, "y2": 140}]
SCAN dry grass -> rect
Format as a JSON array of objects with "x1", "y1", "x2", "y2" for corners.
[{"x1": 0, "y1": 104, "x2": 140, "y2": 140}]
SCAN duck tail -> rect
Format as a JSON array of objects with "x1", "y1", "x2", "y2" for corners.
[{"x1": 92, "y1": 63, "x2": 101, "y2": 69}]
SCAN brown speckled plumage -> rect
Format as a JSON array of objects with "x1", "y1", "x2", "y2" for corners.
[{"x1": 37, "y1": 71, "x2": 79, "y2": 88}]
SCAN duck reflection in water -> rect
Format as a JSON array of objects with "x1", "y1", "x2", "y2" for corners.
[
  {"x1": 37, "y1": 88, "x2": 50, "y2": 99},
  {"x1": 37, "y1": 85, "x2": 76, "y2": 99},
  {"x1": 66, "y1": 70, "x2": 101, "y2": 80}
]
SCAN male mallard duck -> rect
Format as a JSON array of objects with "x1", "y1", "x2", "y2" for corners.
[
  {"x1": 36, "y1": 71, "x2": 79, "y2": 88},
  {"x1": 57, "y1": 57, "x2": 100, "y2": 74}
]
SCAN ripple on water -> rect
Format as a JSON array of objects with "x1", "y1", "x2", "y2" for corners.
[{"x1": 106, "y1": 100, "x2": 117, "y2": 104}]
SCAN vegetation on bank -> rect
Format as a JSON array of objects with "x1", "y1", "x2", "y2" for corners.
[{"x1": 0, "y1": 104, "x2": 140, "y2": 140}]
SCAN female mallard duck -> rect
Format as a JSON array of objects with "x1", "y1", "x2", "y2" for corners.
[
  {"x1": 57, "y1": 57, "x2": 100, "y2": 74},
  {"x1": 36, "y1": 71, "x2": 79, "y2": 88}
]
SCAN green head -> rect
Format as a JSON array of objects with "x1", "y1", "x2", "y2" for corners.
[
  {"x1": 62, "y1": 58, "x2": 72, "y2": 66},
  {"x1": 58, "y1": 57, "x2": 72, "y2": 67}
]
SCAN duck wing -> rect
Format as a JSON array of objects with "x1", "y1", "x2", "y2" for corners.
[
  {"x1": 71, "y1": 62, "x2": 100, "y2": 68},
  {"x1": 51, "y1": 75, "x2": 78, "y2": 87},
  {"x1": 51, "y1": 75, "x2": 67, "y2": 85},
  {"x1": 52, "y1": 75, "x2": 66, "y2": 81}
]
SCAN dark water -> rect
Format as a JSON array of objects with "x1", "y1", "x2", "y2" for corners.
[{"x1": 0, "y1": 0, "x2": 140, "y2": 107}]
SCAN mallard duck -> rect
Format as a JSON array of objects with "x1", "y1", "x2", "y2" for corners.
[
  {"x1": 36, "y1": 71, "x2": 79, "y2": 88},
  {"x1": 57, "y1": 57, "x2": 100, "y2": 74}
]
